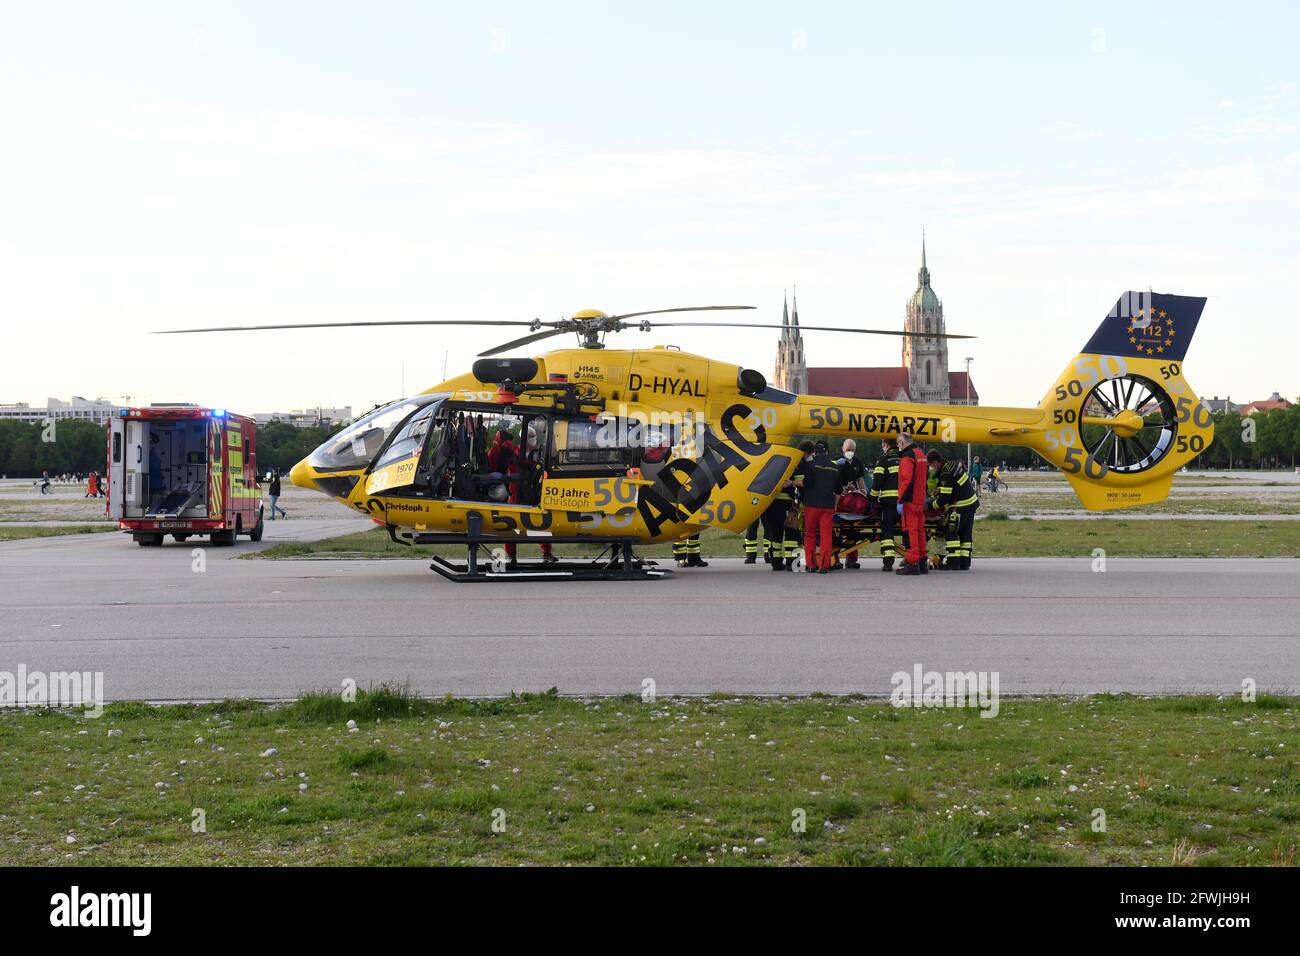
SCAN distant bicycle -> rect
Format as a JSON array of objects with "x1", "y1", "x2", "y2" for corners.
[
  {"x1": 986, "y1": 474, "x2": 1008, "y2": 493},
  {"x1": 33, "y1": 479, "x2": 52, "y2": 495}
]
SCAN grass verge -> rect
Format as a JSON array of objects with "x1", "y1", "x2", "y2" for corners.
[
  {"x1": 1, "y1": 689, "x2": 1296, "y2": 866},
  {"x1": 0, "y1": 524, "x2": 115, "y2": 541}
]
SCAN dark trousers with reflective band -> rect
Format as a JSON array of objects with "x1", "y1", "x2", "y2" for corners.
[
  {"x1": 877, "y1": 500, "x2": 901, "y2": 559},
  {"x1": 743, "y1": 520, "x2": 766, "y2": 557},
  {"x1": 761, "y1": 499, "x2": 800, "y2": 561},
  {"x1": 673, "y1": 535, "x2": 702, "y2": 562},
  {"x1": 943, "y1": 504, "x2": 976, "y2": 560}
]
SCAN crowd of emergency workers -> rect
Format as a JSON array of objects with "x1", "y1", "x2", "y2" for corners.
[{"x1": 705, "y1": 433, "x2": 986, "y2": 575}]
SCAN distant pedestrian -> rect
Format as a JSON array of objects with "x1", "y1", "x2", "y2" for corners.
[{"x1": 268, "y1": 470, "x2": 287, "y2": 520}]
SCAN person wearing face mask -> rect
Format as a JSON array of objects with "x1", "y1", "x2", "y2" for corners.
[
  {"x1": 894, "y1": 432, "x2": 930, "y2": 576},
  {"x1": 834, "y1": 438, "x2": 866, "y2": 570},
  {"x1": 792, "y1": 440, "x2": 840, "y2": 574}
]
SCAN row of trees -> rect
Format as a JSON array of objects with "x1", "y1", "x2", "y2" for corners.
[
  {"x1": 0, "y1": 419, "x2": 344, "y2": 478},
  {"x1": 0, "y1": 420, "x2": 109, "y2": 478},
  {"x1": 1196, "y1": 406, "x2": 1300, "y2": 469}
]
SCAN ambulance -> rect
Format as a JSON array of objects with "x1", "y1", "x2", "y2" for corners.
[{"x1": 106, "y1": 405, "x2": 265, "y2": 546}]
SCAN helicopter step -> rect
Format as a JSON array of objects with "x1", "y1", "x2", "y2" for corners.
[{"x1": 389, "y1": 519, "x2": 670, "y2": 583}]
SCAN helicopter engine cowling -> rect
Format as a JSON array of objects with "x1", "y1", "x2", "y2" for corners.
[{"x1": 472, "y1": 357, "x2": 539, "y2": 384}]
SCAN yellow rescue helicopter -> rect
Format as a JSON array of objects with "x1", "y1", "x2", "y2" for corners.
[{"x1": 160, "y1": 291, "x2": 1212, "y2": 580}]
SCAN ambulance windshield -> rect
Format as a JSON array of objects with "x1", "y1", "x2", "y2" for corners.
[{"x1": 307, "y1": 394, "x2": 444, "y2": 472}]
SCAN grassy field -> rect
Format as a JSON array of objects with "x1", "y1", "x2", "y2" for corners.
[
  {"x1": 981, "y1": 494, "x2": 1300, "y2": 516},
  {"x1": 0, "y1": 524, "x2": 115, "y2": 541},
  {"x1": 1, "y1": 689, "x2": 1296, "y2": 866},
  {"x1": 250, "y1": 518, "x2": 1300, "y2": 560}
]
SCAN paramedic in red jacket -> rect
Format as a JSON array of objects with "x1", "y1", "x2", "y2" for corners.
[
  {"x1": 894, "y1": 432, "x2": 929, "y2": 575},
  {"x1": 488, "y1": 428, "x2": 556, "y2": 568}
]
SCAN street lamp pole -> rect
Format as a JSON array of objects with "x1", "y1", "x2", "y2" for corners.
[{"x1": 964, "y1": 356, "x2": 974, "y2": 470}]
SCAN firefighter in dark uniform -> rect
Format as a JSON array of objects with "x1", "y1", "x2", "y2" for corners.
[
  {"x1": 760, "y1": 453, "x2": 801, "y2": 570},
  {"x1": 742, "y1": 519, "x2": 769, "y2": 565},
  {"x1": 867, "y1": 437, "x2": 902, "y2": 571},
  {"x1": 672, "y1": 534, "x2": 708, "y2": 568},
  {"x1": 927, "y1": 450, "x2": 979, "y2": 570}
]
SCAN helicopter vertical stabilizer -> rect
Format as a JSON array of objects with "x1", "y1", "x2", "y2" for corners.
[{"x1": 1030, "y1": 292, "x2": 1213, "y2": 511}]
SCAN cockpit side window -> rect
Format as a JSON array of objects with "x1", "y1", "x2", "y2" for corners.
[
  {"x1": 373, "y1": 402, "x2": 439, "y2": 471},
  {"x1": 307, "y1": 394, "x2": 444, "y2": 472}
]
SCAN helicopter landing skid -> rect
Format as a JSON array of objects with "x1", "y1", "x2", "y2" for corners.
[
  {"x1": 390, "y1": 520, "x2": 670, "y2": 583},
  {"x1": 428, "y1": 549, "x2": 670, "y2": 583}
]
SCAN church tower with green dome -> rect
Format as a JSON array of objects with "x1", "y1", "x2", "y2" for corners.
[{"x1": 901, "y1": 233, "x2": 950, "y2": 403}]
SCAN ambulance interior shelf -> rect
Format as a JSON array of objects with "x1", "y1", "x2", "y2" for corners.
[{"x1": 132, "y1": 420, "x2": 209, "y2": 518}]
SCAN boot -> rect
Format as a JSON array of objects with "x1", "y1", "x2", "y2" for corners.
[
  {"x1": 881, "y1": 557, "x2": 894, "y2": 572},
  {"x1": 918, "y1": 560, "x2": 930, "y2": 574},
  {"x1": 845, "y1": 559, "x2": 860, "y2": 570},
  {"x1": 542, "y1": 552, "x2": 559, "y2": 565},
  {"x1": 688, "y1": 555, "x2": 709, "y2": 568},
  {"x1": 743, "y1": 554, "x2": 756, "y2": 565},
  {"x1": 933, "y1": 557, "x2": 952, "y2": 570},
  {"x1": 895, "y1": 562, "x2": 919, "y2": 576},
  {"x1": 960, "y1": 556, "x2": 971, "y2": 570},
  {"x1": 770, "y1": 558, "x2": 785, "y2": 571}
]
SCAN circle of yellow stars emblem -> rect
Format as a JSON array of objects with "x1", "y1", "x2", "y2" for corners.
[{"x1": 1126, "y1": 307, "x2": 1175, "y2": 356}]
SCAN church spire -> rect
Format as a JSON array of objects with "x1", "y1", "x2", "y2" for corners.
[
  {"x1": 781, "y1": 290, "x2": 789, "y2": 343},
  {"x1": 791, "y1": 286, "x2": 801, "y2": 339},
  {"x1": 918, "y1": 230, "x2": 930, "y2": 288}
]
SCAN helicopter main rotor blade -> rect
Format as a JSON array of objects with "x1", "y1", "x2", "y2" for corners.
[
  {"x1": 153, "y1": 319, "x2": 545, "y2": 334},
  {"x1": 646, "y1": 321, "x2": 975, "y2": 340},
  {"x1": 478, "y1": 327, "x2": 571, "y2": 357},
  {"x1": 607, "y1": 305, "x2": 756, "y2": 321}
]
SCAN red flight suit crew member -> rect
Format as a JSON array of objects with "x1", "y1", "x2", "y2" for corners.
[
  {"x1": 894, "y1": 432, "x2": 929, "y2": 575},
  {"x1": 488, "y1": 429, "x2": 555, "y2": 565},
  {"x1": 794, "y1": 440, "x2": 840, "y2": 574}
]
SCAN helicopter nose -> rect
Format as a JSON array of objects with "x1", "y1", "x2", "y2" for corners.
[{"x1": 288, "y1": 458, "x2": 313, "y2": 490}]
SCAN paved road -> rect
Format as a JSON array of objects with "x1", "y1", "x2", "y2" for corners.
[{"x1": 1, "y1": 527, "x2": 1297, "y2": 699}]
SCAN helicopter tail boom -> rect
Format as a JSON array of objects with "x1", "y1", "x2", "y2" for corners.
[{"x1": 792, "y1": 292, "x2": 1210, "y2": 511}]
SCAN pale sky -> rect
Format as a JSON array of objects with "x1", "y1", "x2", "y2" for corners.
[{"x1": 2, "y1": 1, "x2": 1297, "y2": 414}]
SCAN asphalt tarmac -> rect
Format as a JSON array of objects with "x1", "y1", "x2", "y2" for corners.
[{"x1": 2, "y1": 521, "x2": 1297, "y2": 700}]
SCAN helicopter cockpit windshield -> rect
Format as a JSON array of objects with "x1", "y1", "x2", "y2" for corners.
[{"x1": 307, "y1": 393, "x2": 445, "y2": 472}]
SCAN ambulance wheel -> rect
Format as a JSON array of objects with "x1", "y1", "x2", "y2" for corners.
[
  {"x1": 248, "y1": 518, "x2": 264, "y2": 542},
  {"x1": 173, "y1": 534, "x2": 190, "y2": 542},
  {"x1": 135, "y1": 533, "x2": 163, "y2": 547},
  {"x1": 211, "y1": 529, "x2": 237, "y2": 546}
]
